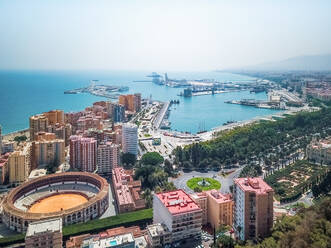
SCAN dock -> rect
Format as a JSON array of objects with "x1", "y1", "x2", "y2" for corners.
[{"x1": 153, "y1": 102, "x2": 170, "y2": 129}]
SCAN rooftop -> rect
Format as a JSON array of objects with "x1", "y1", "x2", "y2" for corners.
[
  {"x1": 156, "y1": 189, "x2": 201, "y2": 215},
  {"x1": 205, "y1": 190, "x2": 232, "y2": 203},
  {"x1": 147, "y1": 223, "x2": 170, "y2": 238},
  {"x1": 235, "y1": 177, "x2": 273, "y2": 195},
  {"x1": 26, "y1": 218, "x2": 62, "y2": 237},
  {"x1": 83, "y1": 233, "x2": 134, "y2": 248}
]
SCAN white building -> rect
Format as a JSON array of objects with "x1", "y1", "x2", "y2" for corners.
[
  {"x1": 122, "y1": 123, "x2": 138, "y2": 156},
  {"x1": 153, "y1": 190, "x2": 202, "y2": 242},
  {"x1": 2, "y1": 141, "x2": 14, "y2": 154},
  {"x1": 146, "y1": 223, "x2": 172, "y2": 248},
  {"x1": 97, "y1": 142, "x2": 120, "y2": 174}
]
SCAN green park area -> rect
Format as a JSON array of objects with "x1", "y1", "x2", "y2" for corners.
[
  {"x1": 187, "y1": 177, "x2": 221, "y2": 192},
  {"x1": 265, "y1": 160, "x2": 328, "y2": 203}
]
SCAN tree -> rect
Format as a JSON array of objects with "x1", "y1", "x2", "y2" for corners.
[
  {"x1": 217, "y1": 235, "x2": 234, "y2": 248},
  {"x1": 194, "y1": 187, "x2": 202, "y2": 192},
  {"x1": 164, "y1": 159, "x2": 173, "y2": 176},
  {"x1": 14, "y1": 135, "x2": 27, "y2": 143},
  {"x1": 141, "y1": 152, "x2": 164, "y2": 166},
  {"x1": 121, "y1": 153, "x2": 136, "y2": 167},
  {"x1": 183, "y1": 161, "x2": 192, "y2": 171}
]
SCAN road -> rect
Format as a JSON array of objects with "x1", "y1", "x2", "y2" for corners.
[
  {"x1": 100, "y1": 184, "x2": 117, "y2": 218},
  {"x1": 153, "y1": 102, "x2": 170, "y2": 129},
  {"x1": 170, "y1": 168, "x2": 243, "y2": 194}
]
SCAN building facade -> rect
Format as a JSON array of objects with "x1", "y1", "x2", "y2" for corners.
[
  {"x1": 25, "y1": 218, "x2": 62, "y2": 248},
  {"x1": 146, "y1": 223, "x2": 172, "y2": 248},
  {"x1": 0, "y1": 125, "x2": 2, "y2": 155},
  {"x1": 306, "y1": 138, "x2": 331, "y2": 165},
  {"x1": 31, "y1": 133, "x2": 65, "y2": 170},
  {"x1": 122, "y1": 123, "x2": 138, "y2": 156},
  {"x1": 112, "y1": 167, "x2": 145, "y2": 213},
  {"x1": 8, "y1": 143, "x2": 31, "y2": 185},
  {"x1": 190, "y1": 190, "x2": 233, "y2": 228},
  {"x1": 97, "y1": 142, "x2": 120, "y2": 174},
  {"x1": 153, "y1": 190, "x2": 202, "y2": 242},
  {"x1": 70, "y1": 135, "x2": 97, "y2": 172},
  {"x1": 0, "y1": 153, "x2": 9, "y2": 184},
  {"x1": 113, "y1": 104, "x2": 125, "y2": 123},
  {"x1": 29, "y1": 114, "x2": 49, "y2": 140},
  {"x1": 234, "y1": 178, "x2": 274, "y2": 241}
]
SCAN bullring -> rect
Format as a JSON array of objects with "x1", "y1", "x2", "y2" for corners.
[{"x1": 2, "y1": 172, "x2": 109, "y2": 233}]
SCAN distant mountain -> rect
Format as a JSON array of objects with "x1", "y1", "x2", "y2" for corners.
[{"x1": 239, "y1": 54, "x2": 331, "y2": 71}]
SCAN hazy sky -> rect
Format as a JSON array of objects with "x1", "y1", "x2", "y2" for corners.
[{"x1": 0, "y1": 0, "x2": 330, "y2": 71}]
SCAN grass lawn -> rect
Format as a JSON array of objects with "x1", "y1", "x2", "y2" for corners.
[
  {"x1": 187, "y1": 177, "x2": 221, "y2": 191},
  {"x1": 0, "y1": 208, "x2": 153, "y2": 247}
]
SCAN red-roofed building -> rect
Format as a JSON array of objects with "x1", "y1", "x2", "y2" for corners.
[
  {"x1": 233, "y1": 177, "x2": 274, "y2": 241},
  {"x1": 153, "y1": 190, "x2": 202, "y2": 242},
  {"x1": 112, "y1": 167, "x2": 145, "y2": 213}
]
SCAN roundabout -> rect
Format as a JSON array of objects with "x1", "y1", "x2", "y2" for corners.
[{"x1": 187, "y1": 177, "x2": 221, "y2": 191}]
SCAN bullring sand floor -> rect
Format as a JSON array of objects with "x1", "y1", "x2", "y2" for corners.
[{"x1": 28, "y1": 193, "x2": 88, "y2": 213}]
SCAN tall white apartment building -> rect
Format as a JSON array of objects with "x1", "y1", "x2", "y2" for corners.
[
  {"x1": 122, "y1": 123, "x2": 138, "y2": 156},
  {"x1": 97, "y1": 142, "x2": 120, "y2": 174},
  {"x1": 153, "y1": 190, "x2": 202, "y2": 242}
]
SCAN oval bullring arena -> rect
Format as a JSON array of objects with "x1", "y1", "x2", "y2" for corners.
[{"x1": 2, "y1": 172, "x2": 109, "y2": 233}]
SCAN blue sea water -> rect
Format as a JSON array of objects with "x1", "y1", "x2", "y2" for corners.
[{"x1": 0, "y1": 70, "x2": 280, "y2": 134}]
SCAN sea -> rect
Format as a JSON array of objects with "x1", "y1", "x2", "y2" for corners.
[{"x1": 0, "y1": 70, "x2": 280, "y2": 135}]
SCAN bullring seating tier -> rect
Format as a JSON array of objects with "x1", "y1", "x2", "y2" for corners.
[{"x1": 14, "y1": 182, "x2": 99, "y2": 211}]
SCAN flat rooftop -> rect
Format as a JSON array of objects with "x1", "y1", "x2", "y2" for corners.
[
  {"x1": 156, "y1": 189, "x2": 201, "y2": 215},
  {"x1": 147, "y1": 223, "x2": 169, "y2": 238},
  {"x1": 86, "y1": 233, "x2": 134, "y2": 248},
  {"x1": 26, "y1": 218, "x2": 62, "y2": 237},
  {"x1": 206, "y1": 190, "x2": 232, "y2": 203},
  {"x1": 235, "y1": 177, "x2": 273, "y2": 195}
]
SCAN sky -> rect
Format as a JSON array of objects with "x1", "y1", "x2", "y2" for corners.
[{"x1": 0, "y1": 0, "x2": 331, "y2": 71}]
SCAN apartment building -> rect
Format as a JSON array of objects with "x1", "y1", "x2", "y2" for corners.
[
  {"x1": 25, "y1": 218, "x2": 62, "y2": 248},
  {"x1": 97, "y1": 142, "x2": 120, "y2": 174},
  {"x1": 146, "y1": 223, "x2": 172, "y2": 248},
  {"x1": 69, "y1": 135, "x2": 97, "y2": 172},
  {"x1": 122, "y1": 123, "x2": 138, "y2": 156},
  {"x1": 31, "y1": 132, "x2": 65, "y2": 170},
  {"x1": 8, "y1": 142, "x2": 31, "y2": 185},
  {"x1": 112, "y1": 167, "x2": 145, "y2": 213},
  {"x1": 190, "y1": 190, "x2": 233, "y2": 228},
  {"x1": 234, "y1": 177, "x2": 274, "y2": 241},
  {"x1": 153, "y1": 190, "x2": 202, "y2": 242}
]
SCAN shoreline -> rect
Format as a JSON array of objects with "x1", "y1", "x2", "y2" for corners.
[{"x1": 2, "y1": 129, "x2": 29, "y2": 141}]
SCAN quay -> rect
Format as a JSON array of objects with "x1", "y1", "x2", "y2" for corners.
[
  {"x1": 225, "y1": 99, "x2": 285, "y2": 110},
  {"x1": 153, "y1": 101, "x2": 170, "y2": 129}
]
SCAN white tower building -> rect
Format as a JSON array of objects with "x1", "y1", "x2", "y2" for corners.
[{"x1": 122, "y1": 123, "x2": 138, "y2": 156}]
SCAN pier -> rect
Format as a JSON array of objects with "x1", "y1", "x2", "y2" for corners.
[
  {"x1": 153, "y1": 101, "x2": 170, "y2": 129},
  {"x1": 225, "y1": 99, "x2": 285, "y2": 110}
]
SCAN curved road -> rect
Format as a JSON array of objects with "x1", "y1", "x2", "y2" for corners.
[{"x1": 170, "y1": 168, "x2": 243, "y2": 194}]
